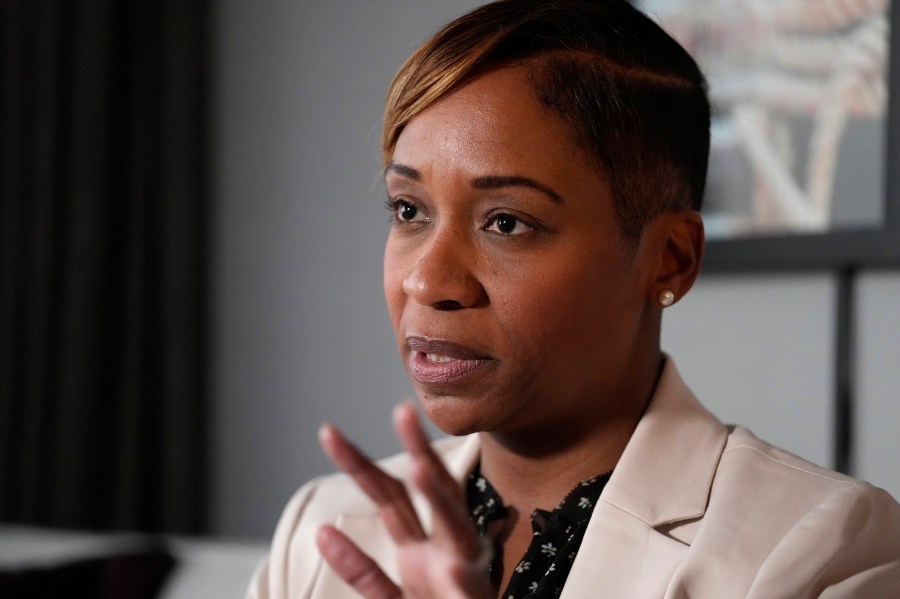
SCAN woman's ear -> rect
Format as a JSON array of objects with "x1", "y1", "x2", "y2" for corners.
[{"x1": 643, "y1": 210, "x2": 704, "y2": 308}]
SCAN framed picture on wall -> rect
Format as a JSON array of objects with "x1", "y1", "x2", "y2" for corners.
[{"x1": 639, "y1": 0, "x2": 900, "y2": 271}]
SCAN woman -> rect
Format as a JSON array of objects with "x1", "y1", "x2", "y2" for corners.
[{"x1": 248, "y1": 1, "x2": 900, "y2": 597}]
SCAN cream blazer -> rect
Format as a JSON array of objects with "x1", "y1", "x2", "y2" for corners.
[{"x1": 247, "y1": 361, "x2": 900, "y2": 598}]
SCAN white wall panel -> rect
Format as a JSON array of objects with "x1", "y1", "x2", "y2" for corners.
[
  {"x1": 662, "y1": 274, "x2": 836, "y2": 468},
  {"x1": 855, "y1": 272, "x2": 900, "y2": 500}
]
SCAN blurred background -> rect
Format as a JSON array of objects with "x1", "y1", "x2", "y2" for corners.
[{"x1": 3, "y1": 0, "x2": 899, "y2": 560}]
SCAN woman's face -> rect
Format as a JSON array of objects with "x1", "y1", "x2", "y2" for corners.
[{"x1": 383, "y1": 66, "x2": 661, "y2": 441}]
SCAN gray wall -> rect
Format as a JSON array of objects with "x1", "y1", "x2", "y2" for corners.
[{"x1": 210, "y1": 1, "x2": 900, "y2": 539}]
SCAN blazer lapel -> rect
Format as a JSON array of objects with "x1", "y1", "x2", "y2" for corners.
[
  {"x1": 561, "y1": 359, "x2": 728, "y2": 598},
  {"x1": 561, "y1": 501, "x2": 691, "y2": 598}
]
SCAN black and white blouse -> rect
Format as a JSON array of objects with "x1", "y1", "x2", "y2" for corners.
[{"x1": 466, "y1": 466, "x2": 612, "y2": 599}]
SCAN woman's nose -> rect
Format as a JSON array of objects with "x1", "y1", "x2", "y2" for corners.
[{"x1": 401, "y1": 228, "x2": 485, "y2": 309}]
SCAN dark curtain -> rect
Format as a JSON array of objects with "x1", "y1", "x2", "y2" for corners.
[{"x1": 0, "y1": 0, "x2": 209, "y2": 533}]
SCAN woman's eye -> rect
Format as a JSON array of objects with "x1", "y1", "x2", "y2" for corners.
[
  {"x1": 487, "y1": 213, "x2": 531, "y2": 235},
  {"x1": 397, "y1": 201, "x2": 418, "y2": 221},
  {"x1": 388, "y1": 199, "x2": 423, "y2": 223}
]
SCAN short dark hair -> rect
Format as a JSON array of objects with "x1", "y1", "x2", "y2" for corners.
[{"x1": 383, "y1": 0, "x2": 710, "y2": 247}]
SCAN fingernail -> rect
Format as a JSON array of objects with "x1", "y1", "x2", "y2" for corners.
[
  {"x1": 319, "y1": 423, "x2": 335, "y2": 443},
  {"x1": 392, "y1": 402, "x2": 413, "y2": 421}
]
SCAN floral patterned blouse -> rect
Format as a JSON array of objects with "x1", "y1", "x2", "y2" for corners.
[{"x1": 466, "y1": 466, "x2": 612, "y2": 599}]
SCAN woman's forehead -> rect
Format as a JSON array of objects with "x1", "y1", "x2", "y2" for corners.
[{"x1": 391, "y1": 66, "x2": 595, "y2": 179}]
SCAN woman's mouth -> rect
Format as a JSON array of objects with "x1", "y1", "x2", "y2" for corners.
[{"x1": 406, "y1": 336, "x2": 491, "y2": 386}]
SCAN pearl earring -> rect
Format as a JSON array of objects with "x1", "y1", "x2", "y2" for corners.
[{"x1": 659, "y1": 290, "x2": 675, "y2": 307}]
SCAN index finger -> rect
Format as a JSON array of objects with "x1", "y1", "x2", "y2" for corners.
[
  {"x1": 319, "y1": 424, "x2": 426, "y2": 543},
  {"x1": 392, "y1": 402, "x2": 460, "y2": 494},
  {"x1": 392, "y1": 404, "x2": 482, "y2": 559}
]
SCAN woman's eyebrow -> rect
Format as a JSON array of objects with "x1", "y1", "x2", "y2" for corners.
[
  {"x1": 384, "y1": 161, "x2": 420, "y2": 180},
  {"x1": 385, "y1": 162, "x2": 563, "y2": 204},
  {"x1": 471, "y1": 175, "x2": 564, "y2": 204}
]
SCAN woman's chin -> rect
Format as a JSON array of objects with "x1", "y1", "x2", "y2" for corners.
[{"x1": 417, "y1": 394, "x2": 491, "y2": 437}]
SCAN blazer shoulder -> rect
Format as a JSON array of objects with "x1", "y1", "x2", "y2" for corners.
[
  {"x1": 671, "y1": 427, "x2": 900, "y2": 597},
  {"x1": 712, "y1": 426, "x2": 900, "y2": 525},
  {"x1": 694, "y1": 426, "x2": 876, "y2": 557},
  {"x1": 720, "y1": 425, "x2": 857, "y2": 488}
]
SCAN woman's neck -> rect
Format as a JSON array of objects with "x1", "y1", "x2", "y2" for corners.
[
  {"x1": 476, "y1": 353, "x2": 663, "y2": 513},
  {"x1": 476, "y1": 412, "x2": 634, "y2": 512}
]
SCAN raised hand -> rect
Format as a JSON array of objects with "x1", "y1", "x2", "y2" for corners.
[{"x1": 315, "y1": 402, "x2": 494, "y2": 599}]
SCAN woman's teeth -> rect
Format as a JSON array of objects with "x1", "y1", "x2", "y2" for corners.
[{"x1": 426, "y1": 353, "x2": 454, "y2": 363}]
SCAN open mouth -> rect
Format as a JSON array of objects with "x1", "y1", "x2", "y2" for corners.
[{"x1": 406, "y1": 336, "x2": 491, "y2": 385}]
